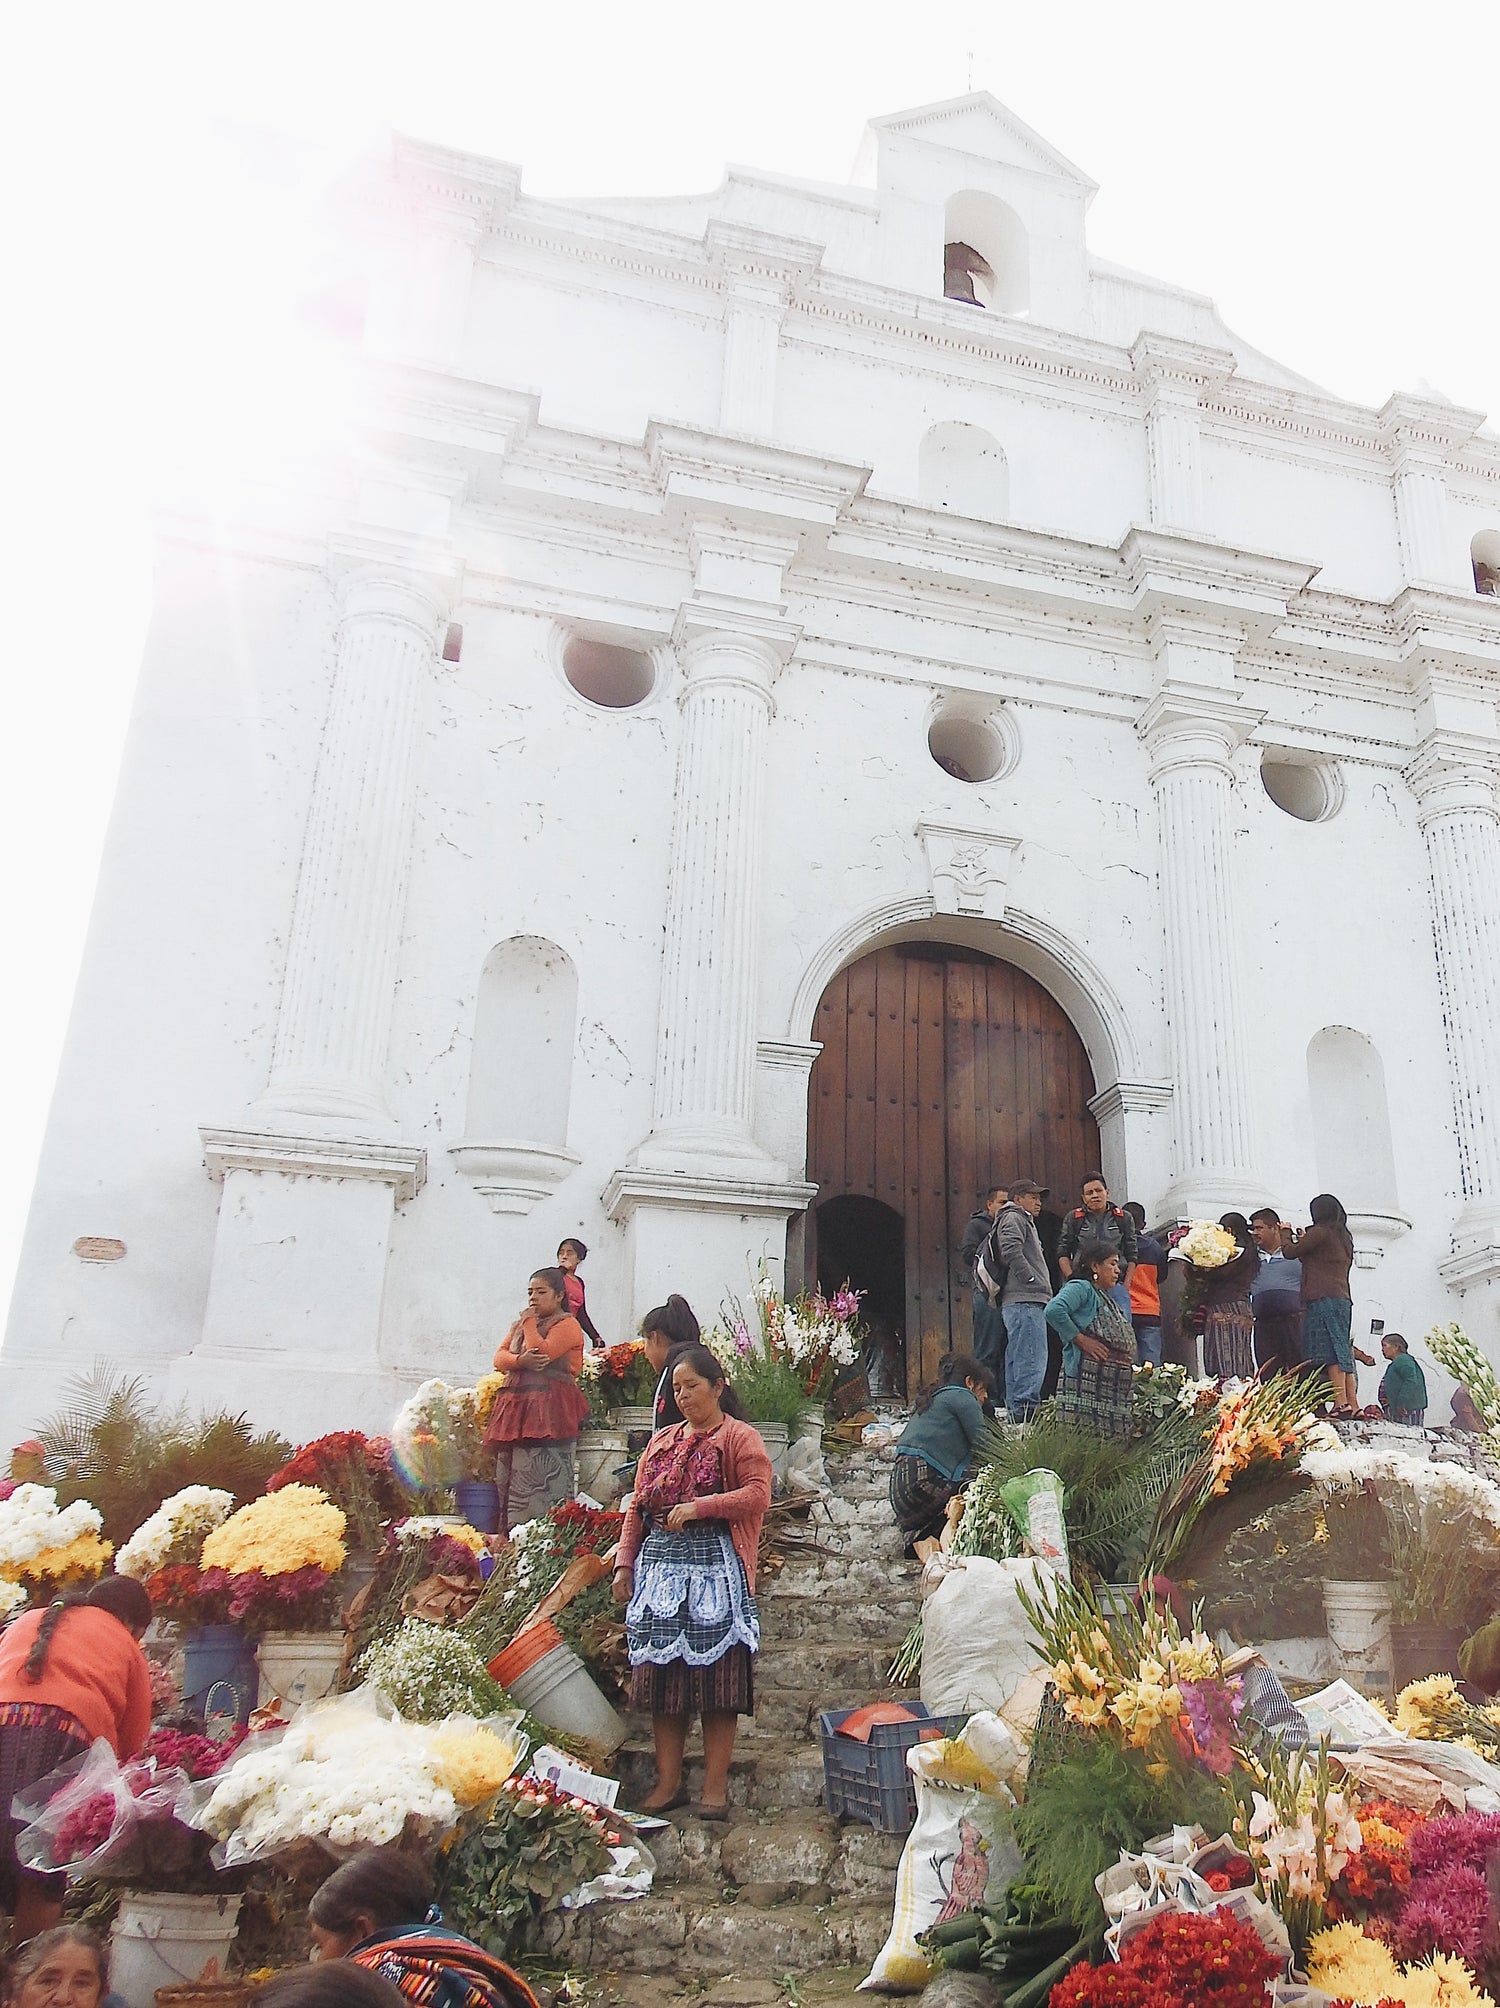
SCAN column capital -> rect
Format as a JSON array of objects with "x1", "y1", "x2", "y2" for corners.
[
  {"x1": 1129, "y1": 333, "x2": 1236, "y2": 402},
  {"x1": 1378, "y1": 390, "x2": 1486, "y2": 468},
  {"x1": 1405, "y1": 735, "x2": 1500, "y2": 823},
  {"x1": 1138, "y1": 686, "x2": 1264, "y2": 773},
  {"x1": 329, "y1": 538, "x2": 463, "y2": 629},
  {"x1": 673, "y1": 604, "x2": 801, "y2": 689}
]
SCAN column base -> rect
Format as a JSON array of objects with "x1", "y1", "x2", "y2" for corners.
[
  {"x1": 604, "y1": 1165, "x2": 817, "y2": 1328},
  {"x1": 630, "y1": 1119, "x2": 787, "y2": 1180},
  {"x1": 1157, "y1": 1170, "x2": 1268, "y2": 1223}
]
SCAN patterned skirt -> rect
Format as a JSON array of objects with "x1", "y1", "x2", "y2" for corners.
[
  {"x1": 0, "y1": 1703, "x2": 90, "y2": 1901},
  {"x1": 889, "y1": 1454, "x2": 960, "y2": 1548},
  {"x1": 1056, "y1": 1352, "x2": 1135, "y2": 1439},
  {"x1": 1204, "y1": 1302, "x2": 1256, "y2": 1380},
  {"x1": 1302, "y1": 1297, "x2": 1354, "y2": 1372},
  {"x1": 626, "y1": 1524, "x2": 760, "y2": 1718}
]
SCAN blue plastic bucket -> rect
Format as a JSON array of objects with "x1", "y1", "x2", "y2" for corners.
[
  {"x1": 180, "y1": 1624, "x2": 256, "y2": 1724},
  {"x1": 455, "y1": 1480, "x2": 502, "y2": 1534}
]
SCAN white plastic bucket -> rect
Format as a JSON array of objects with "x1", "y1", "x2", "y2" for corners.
[
  {"x1": 109, "y1": 1892, "x2": 242, "y2": 2008},
  {"x1": 1322, "y1": 1580, "x2": 1393, "y2": 1682},
  {"x1": 508, "y1": 1639, "x2": 627, "y2": 1752},
  {"x1": 256, "y1": 1630, "x2": 345, "y2": 1708},
  {"x1": 575, "y1": 1429, "x2": 629, "y2": 1504},
  {"x1": 754, "y1": 1422, "x2": 790, "y2": 1490}
]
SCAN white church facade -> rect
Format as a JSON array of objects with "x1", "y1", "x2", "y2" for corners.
[{"x1": 7, "y1": 93, "x2": 1500, "y2": 1435}]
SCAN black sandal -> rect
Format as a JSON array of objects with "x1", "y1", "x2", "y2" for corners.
[{"x1": 639, "y1": 1789, "x2": 690, "y2": 1814}]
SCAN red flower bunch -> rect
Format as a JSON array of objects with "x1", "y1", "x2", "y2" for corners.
[
  {"x1": 143, "y1": 1565, "x2": 229, "y2": 1626},
  {"x1": 267, "y1": 1431, "x2": 403, "y2": 1549},
  {"x1": 546, "y1": 1501, "x2": 624, "y2": 1555},
  {"x1": 197, "y1": 1563, "x2": 334, "y2": 1629},
  {"x1": 54, "y1": 1792, "x2": 119, "y2": 1864},
  {"x1": 1050, "y1": 1909, "x2": 1280, "y2": 2008},
  {"x1": 140, "y1": 1727, "x2": 247, "y2": 1781},
  {"x1": 1328, "y1": 1835, "x2": 1411, "y2": 1921},
  {"x1": 267, "y1": 1432, "x2": 387, "y2": 1492}
]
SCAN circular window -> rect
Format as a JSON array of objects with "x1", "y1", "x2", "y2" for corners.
[
  {"x1": 928, "y1": 706, "x2": 1016, "y2": 785},
  {"x1": 562, "y1": 635, "x2": 655, "y2": 710},
  {"x1": 1260, "y1": 752, "x2": 1342, "y2": 823}
]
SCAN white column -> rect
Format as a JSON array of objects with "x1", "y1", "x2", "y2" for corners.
[
  {"x1": 1380, "y1": 395, "x2": 1483, "y2": 592},
  {"x1": 639, "y1": 619, "x2": 790, "y2": 1168},
  {"x1": 257, "y1": 565, "x2": 452, "y2": 1129},
  {"x1": 1131, "y1": 336, "x2": 1232, "y2": 537},
  {"x1": 1141, "y1": 695, "x2": 1260, "y2": 1211},
  {"x1": 720, "y1": 275, "x2": 786, "y2": 436},
  {"x1": 1409, "y1": 742, "x2": 1500, "y2": 1253},
  {"x1": 365, "y1": 144, "x2": 517, "y2": 371}
]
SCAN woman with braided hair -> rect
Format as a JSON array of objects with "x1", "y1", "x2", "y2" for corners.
[{"x1": 0, "y1": 1576, "x2": 152, "y2": 1945}]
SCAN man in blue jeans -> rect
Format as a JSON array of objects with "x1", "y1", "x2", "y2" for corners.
[
  {"x1": 959, "y1": 1186, "x2": 1007, "y2": 1401},
  {"x1": 993, "y1": 1179, "x2": 1052, "y2": 1419}
]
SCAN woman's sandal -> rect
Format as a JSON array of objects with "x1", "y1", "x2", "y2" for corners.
[
  {"x1": 639, "y1": 1790, "x2": 691, "y2": 1814},
  {"x1": 693, "y1": 1801, "x2": 730, "y2": 1822}
]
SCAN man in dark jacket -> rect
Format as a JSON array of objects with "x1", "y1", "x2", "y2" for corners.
[
  {"x1": 1057, "y1": 1171, "x2": 1137, "y2": 1316},
  {"x1": 958, "y1": 1187, "x2": 1006, "y2": 1400},
  {"x1": 993, "y1": 1179, "x2": 1051, "y2": 1419}
]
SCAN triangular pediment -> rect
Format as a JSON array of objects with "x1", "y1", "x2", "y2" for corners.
[{"x1": 867, "y1": 91, "x2": 1096, "y2": 193}]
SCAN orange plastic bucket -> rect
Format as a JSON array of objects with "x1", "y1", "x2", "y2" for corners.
[{"x1": 488, "y1": 1619, "x2": 563, "y2": 1690}]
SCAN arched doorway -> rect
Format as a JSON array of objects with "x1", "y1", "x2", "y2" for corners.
[{"x1": 805, "y1": 942, "x2": 1100, "y2": 1393}]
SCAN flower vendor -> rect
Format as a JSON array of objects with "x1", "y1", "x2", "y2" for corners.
[
  {"x1": 1200, "y1": 1211, "x2": 1260, "y2": 1381},
  {"x1": 0, "y1": 1576, "x2": 153, "y2": 1944},
  {"x1": 254, "y1": 1966, "x2": 408, "y2": 2008},
  {"x1": 2, "y1": 1925, "x2": 111, "y2": 2008},
  {"x1": 612, "y1": 1344, "x2": 772, "y2": 1818},
  {"x1": 484, "y1": 1267, "x2": 591, "y2": 1535},
  {"x1": 1281, "y1": 1193, "x2": 1359, "y2": 1414},
  {"x1": 1045, "y1": 1245, "x2": 1138, "y2": 1438},
  {"x1": 1378, "y1": 1331, "x2": 1429, "y2": 1425},
  {"x1": 308, "y1": 1847, "x2": 539, "y2": 2008},
  {"x1": 555, "y1": 1238, "x2": 604, "y2": 1352},
  {"x1": 640, "y1": 1294, "x2": 702, "y2": 1430},
  {"x1": 888, "y1": 1354, "x2": 990, "y2": 1555}
]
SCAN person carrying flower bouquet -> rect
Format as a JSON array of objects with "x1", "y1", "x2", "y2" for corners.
[
  {"x1": 1045, "y1": 1245, "x2": 1137, "y2": 1438},
  {"x1": 0, "y1": 1576, "x2": 153, "y2": 1946},
  {"x1": 484, "y1": 1268, "x2": 590, "y2": 1535},
  {"x1": 612, "y1": 1346, "x2": 771, "y2": 1818}
]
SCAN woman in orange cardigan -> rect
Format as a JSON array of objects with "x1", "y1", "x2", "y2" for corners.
[
  {"x1": 0, "y1": 1575, "x2": 153, "y2": 1944},
  {"x1": 613, "y1": 1347, "x2": 772, "y2": 1818},
  {"x1": 484, "y1": 1268, "x2": 591, "y2": 1535}
]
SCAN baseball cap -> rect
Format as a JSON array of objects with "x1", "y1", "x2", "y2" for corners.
[{"x1": 1008, "y1": 1179, "x2": 1049, "y2": 1199}]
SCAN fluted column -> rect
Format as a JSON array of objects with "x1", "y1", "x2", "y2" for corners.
[
  {"x1": 1141, "y1": 693, "x2": 1260, "y2": 1211},
  {"x1": 1409, "y1": 741, "x2": 1500, "y2": 1254},
  {"x1": 1131, "y1": 336, "x2": 1233, "y2": 537},
  {"x1": 1380, "y1": 394, "x2": 1484, "y2": 592},
  {"x1": 257, "y1": 565, "x2": 452, "y2": 1129},
  {"x1": 639, "y1": 618, "x2": 792, "y2": 1168}
]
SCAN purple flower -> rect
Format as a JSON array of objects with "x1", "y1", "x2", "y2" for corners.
[
  {"x1": 1389, "y1": 1865, "x2": 1491, "y2": 1964},
  {"x1": 1177, "y1": 1677, "x2": 1243, "y2": 1775}
]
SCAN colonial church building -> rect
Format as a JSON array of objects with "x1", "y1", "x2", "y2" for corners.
[{"x1": 8, "y1": 94, "x2": 1500, "y2": 1435}]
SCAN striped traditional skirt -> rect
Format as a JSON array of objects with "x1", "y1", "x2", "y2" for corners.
[
  {"x1": 625, "y1": 1524, "x2": 760, "y2": 1718},
  {"x1": 1204, "y1": 1302, "x2": 1255, "y2": 1381},
  {"x1": 889, "y1": 1454, "x2": 960, "y2": 1548},
  {"x1": 1056, "y1": 1352, "x2": 1135, "y2": 1439},
  {"x1": 0, "y1": 1702, "x2": 90, "y2": 1900}
]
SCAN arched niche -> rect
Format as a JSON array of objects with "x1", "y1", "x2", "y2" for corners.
[
  {"x1": 918, "y1": 422, "x2": 1009, "y2": 521},
  {"x1": 450, "y1": 936, "x2": 581, "y2": 1213},
  {"x1": 943, "y1": 191, "x2": 1029, "y2": 315},
  {"x1": 1472, "y1": 529, "x2": 1500, "y2": 598},
  {"x1": 1306, "y1": 1026, "x2": 1400, "y2": 1214}
]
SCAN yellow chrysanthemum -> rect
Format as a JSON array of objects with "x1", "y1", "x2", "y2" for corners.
[
  {"x1": 13, "y1": 1532, "x2": 113, "y2": 1586},
  {"x1": 420, "y1": 1724, "x2": 525, "y2": 1806},
  {"x1": 200, "y1": 1484, "x2": 347, "y2": 1577},
  {"x1": 473, "y1": 1374, "x2": 507, "y2": 1430}
]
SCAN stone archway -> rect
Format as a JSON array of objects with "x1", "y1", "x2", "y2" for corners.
[{"x1": 805, "y1": 941, "x2": 1100, "y2": 1393}]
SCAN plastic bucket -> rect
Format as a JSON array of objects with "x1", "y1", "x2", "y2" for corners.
[
  {"x1": 455, "y1": 1481, "x2": 502, "y2": 1534},
  {"x1": 754, "y1": 1422, "x2": 790, "y2": 1490},
  {"x1": 507, "y1": 1638, "x2": 627, "y2": 1753},
  {"x1": 1322, "y1": 1580, "x2": 1393, "y2": 1683},
  {"x1": 488, "y1": 1619, "x2": 563, "y2": 1690},
  {"x1": 109, "y1": 1893, "x2": 243, "y2": 2008},
  {"x1": 576, "y1": 1430, "x2": 629, "y2": 1503},
  {"x1": 180, "y1": 1626, "x2": 256, "y2": 1726},
  {"x1": 256, "y1": 1631, "x2": 345, "y2": 1708}
]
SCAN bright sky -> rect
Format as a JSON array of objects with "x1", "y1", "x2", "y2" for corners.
[{"x1": 2, "y1": 0, "x2": 1497, "y2": 1318}]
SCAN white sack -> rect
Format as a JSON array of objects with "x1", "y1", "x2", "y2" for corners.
[{"x1": 919, "y1": 1556, "x2": 1049, "y2": 1717}]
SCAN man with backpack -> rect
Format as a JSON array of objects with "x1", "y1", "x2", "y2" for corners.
[
  {"x1": 959, "y1": 1187, "x2": 1006, "y2": 1401},
  {"x1": 985, "y1": 1179, "x2": 1052, "y2": 1420},
  {"x1": 1057, "y1": 1172, "x2": 1138, "y2": 1317}
]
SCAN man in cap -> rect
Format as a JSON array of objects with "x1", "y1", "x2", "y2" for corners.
[{"x1": 993, "y1": 1179, "x2": 1052, "y2": 1420}]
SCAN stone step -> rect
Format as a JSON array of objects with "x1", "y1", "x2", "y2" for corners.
[
  {"x1": 764, "y1": 1599, "x2": 920, "y2": 1645},
  {"x1": 647, "y1": 1808, "x2": 905, "y2": 1903},
  {"x1": 615, "y1": 1738, "x2": 830, "y2": 1812},
  {"x1": 538, "y1": 1890, "x2": 892, "y2": 1976},
  {"x1": 755, "y1": 1639, "x2": 902, "y2": 1691}
]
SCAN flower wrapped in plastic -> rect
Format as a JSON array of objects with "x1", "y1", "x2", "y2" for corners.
[
  {"x1": 0, "y1": 1486, "x2": 111, "y2": 1591},
  {"x1": 390, "y1": 1380, "x2": 467, "y2": 1491},
  {"x1": 116, "y1": 1486, "x2": 234, "y2": 1580}
]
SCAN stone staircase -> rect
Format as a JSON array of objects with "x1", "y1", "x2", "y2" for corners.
[{"x1": 540, "y1": 1439, "x2": 922, "y2": 1978}]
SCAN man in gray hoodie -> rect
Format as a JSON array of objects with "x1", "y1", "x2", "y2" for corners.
[{"x1": 993, "y1": 1179, "x2": 1052, "y2": 1419}]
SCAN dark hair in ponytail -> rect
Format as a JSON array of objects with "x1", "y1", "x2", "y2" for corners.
[
  {"x1": 23, "y1": 1575, "x2": 152, "y2": 1684},
  {"x1": 640, "y1": 1295, "x2": 700, "y2": 1350},
  {"x1": 668, "y1": 1344, "x2": 746, "y2": 1420}
]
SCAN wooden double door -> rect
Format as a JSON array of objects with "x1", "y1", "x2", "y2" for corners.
[{"x1": 806, "y1": 943, "x2": 1101, "y2": 1393}]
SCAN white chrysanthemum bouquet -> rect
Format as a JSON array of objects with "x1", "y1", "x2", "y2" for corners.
[
  {"x1": 1176, "y1": 1220, "x2": 1238, "y2": 1269},
  {"x1": 116, "y1": 1486, "x2": 235, "y2": 1579}
]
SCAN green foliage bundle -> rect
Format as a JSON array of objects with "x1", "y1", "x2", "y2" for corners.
[
  {"x1": 37, "y1": 1366, "x2": 291, "y2": 1547},
  {"x1": 726, "y1": 1347, "x2": 819, "y2": 1431},
  {"x1": 1013, "y1": 1727, "x2": 1232, "y2": 1934},
  {"x1": 434, "y1": 1777, "x2": 617, "y2": 1960},
  {"x1": 971, "y1": 1403, "x2": 1207, "y2": 1580}
]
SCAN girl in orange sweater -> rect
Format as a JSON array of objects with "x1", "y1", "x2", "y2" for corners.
[
  {"x1": 0, "y1": 1575, "x2": 153, "y2": 1944},
  {"x1": 483, "y1": 1268, "x2": 590, "y2": 1535}
]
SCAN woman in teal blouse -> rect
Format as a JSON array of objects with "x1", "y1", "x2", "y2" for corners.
[
  {"x1": 1045, "y1": 1247, "x2": 1138, "y2": 1439},
  {"x1": 889, "y1": 1354, "x2": 991, "y2": 1554}
]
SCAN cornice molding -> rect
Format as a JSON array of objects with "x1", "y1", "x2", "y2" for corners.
[
  {"x1": 448, "y1": 1139, "x2": 581, "y2": 1214},
  {"x1": 602, "y1": 1166, "x2": 817, "y2": 1223},
  {"x1": 1088, "y1": 1080, "x2": 1174, "y2": 1125},
  {"x1": 201, "y1": 1127, "x2": 426, "y2": 1202}
]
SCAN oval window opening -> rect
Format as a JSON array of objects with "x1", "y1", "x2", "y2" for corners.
[
  {"x1": 1261, "y1": 754, "x2": 1337, "y2": 823},
  {"x1": 563, "y1": 636, "x2": 655, "y2": 710},
  {"x1": 928, "y1": 713, "x2": 1004, "y2": 785}
]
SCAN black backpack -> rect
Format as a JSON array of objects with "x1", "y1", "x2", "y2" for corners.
[{"x1": 973, "y1": 1216, "x2": 1010, "y2": 1307}]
